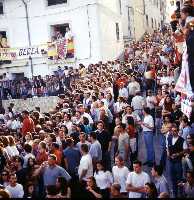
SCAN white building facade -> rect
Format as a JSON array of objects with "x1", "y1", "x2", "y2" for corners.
[
  {"x1": 165, "y1": 0, "x2": 184, "y2": 23},
  {"x1": 0, "y1": 0, "x2": 124, "y2": 78},
  {"x1": 120, "y1": 0, "x2": 166, "y2": 41}
]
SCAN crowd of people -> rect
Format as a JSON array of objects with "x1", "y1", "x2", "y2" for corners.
[
  {"x1": 0, "y1": 2, "x2": 194, "y2": 199},
  {"x1": 0, "y1": 66, "x2": 79, "y2": 100}
]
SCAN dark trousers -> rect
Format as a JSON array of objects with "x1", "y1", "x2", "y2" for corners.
[
  {"x1": 169, "y1": 160, "x2": 183, "y2": 198},
  {"x1": 102, "y1": 151, "x2": 111, "y2": 171}
]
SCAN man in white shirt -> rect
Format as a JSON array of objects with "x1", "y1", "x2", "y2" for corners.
[
  {"x1": 78, "y1": 144, "x2": 93, "y2": 182},
  {"x1": 131, "y1": 90, "x2": 145, "y2": 119},
  {"x1": 127, "y1": 76, "x2": 140, "y2": 97},
  {"x1": 6, "y1": 173, "x2": 24, "y2": 198},
  {"x1": 126, "y1": 160, "x2": 150, "y2": 198},
  {"x1": 118, "y1": 83, "x2": 129, "y2": 100},
  {"x1": 112, "y1": 155, "x2": 129, "y2": 194},
  {"x1": 140, "y1": 107, "x2": 155, "y2": 167},
  {"x1": 77, "y1": 104, "x2": 94, "y2": 125}
]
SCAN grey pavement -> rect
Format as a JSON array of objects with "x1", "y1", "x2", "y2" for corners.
[{"x1": 138, "y1": 132, "x2": 173, "y2": 195}]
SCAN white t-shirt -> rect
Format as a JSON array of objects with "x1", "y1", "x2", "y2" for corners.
[
  {"x1": 112, "y1": 166, "x2": 129, "y2": 193},
  {"x1": 126, "y1": 171, "x2": 150, "y2": 198},
  {"x1": 78, "y1": 154, "x2": 93, "y2": 181},
  {"x1": 6, "y1": 146, "x2": 19, "y2": 157},
  {"x1": 6, "y1": 184, "x2": 24, "y2": 198},
  {"x1": 146, "y1": 96, "x2": 157, "y2": 109},
  {"x1": 131, "y1": 95, "x2": 145, "y2": 110},
  {"x1": 127, "y1": 82, "x2": 140, "y2": 96},
  {"x1": 142, "y1": 115, "x2": 154, "y2": 132},
  {"x1": 94, "y1": 171, "x2": 113, "y2": 189}
]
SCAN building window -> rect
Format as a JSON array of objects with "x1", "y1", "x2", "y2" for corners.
[
  {"x1": 51, "y1": 23, "x2": 70, "y2": 38},
  {"x1": 146, "y1": 15, "x2": 149, "y2": 26},
  {"x1": 0, "y1": 2, "x2": 4, "y2": 15},
  {"x1": 116, "y1": 23, "x2": 120, "y2": 41},
  {"x1": 47, "y1": 0, "x2": 67, "y2": 6}
]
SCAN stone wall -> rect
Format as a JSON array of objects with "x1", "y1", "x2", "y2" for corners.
[{"x1": 2, "y1": 96, "x2": 59, "y2": 113}]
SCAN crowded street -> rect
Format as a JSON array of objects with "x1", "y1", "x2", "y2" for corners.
[{"x1": 0, "y1": 0, "x2": 194, "y2": 199}]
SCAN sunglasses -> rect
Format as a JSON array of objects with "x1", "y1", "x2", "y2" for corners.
[{"x1": 2, "y1": 174, "x2": 8, "y2": 176}]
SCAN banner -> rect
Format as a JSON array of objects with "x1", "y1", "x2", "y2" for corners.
[
  {"x1": 0, "y1": 40, "x2": 75, "y2": 61},
  {"x1": 0, "y1": 45, "x2": 48, "y2": 61},
  {"x1": 181, "y1": 96, "x2": 193, "y2": 119},
  {"x1": 175, "y1": 44, "x2": 194, "y2": 97}
]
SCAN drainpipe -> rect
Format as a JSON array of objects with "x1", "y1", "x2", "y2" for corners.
[{"x1": 21, "y1": 0, "x2": 33, "y2": 77}]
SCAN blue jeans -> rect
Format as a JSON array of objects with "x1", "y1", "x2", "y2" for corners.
[
  {"x1": 143, "y1": 131, "x2": 155, "y2": 163},
  {"x1": 169, "y1": 160, "x2": 183, "y2": 198}
]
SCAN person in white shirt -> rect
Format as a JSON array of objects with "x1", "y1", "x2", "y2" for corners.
[
  {"x1": 118, "y1": 83, "x2": 129, "y2": 100},
  {"x1": 23, "y1": 143, "x2": 35, "y2": 168},
  {"x1": 63, "y1": 113, "x2": 73, "y2": 135},
  {"x1": 78, "y1": 144, "x2": 93, "y2": 182},
  {"x1": 127, "y1": 76, "x2": 140, "y2": 101},
  {"x1": 114, "y1": 97, "x2": 127, "y2": 116},
  {"x1": 77, "y1": 104, "x2": 94, "y2": 125},
  {"x1": 94, "y1": 161, "x2": 113, "y2": 198},
  {"x1": 126, "y1": 160, "x2": 150, "y2": 198},
  {"x1": 112, "y1": 155, "x2": 129, "y2": 195},
  {"x1": 76, "y1": 132, "x2": 91, "y2": 153},
  {"x1": 7, "y1": 136, "x2": 19, "y2": 157},
  {"x1": 140, "y1": 107, "x2": 155, "y2": 167},
  {"x1": 131, "y1": 91, "x2": 145, "y2": 119},
  {"x1": 146, "y1": 90, "x2": 157, "y2": 117},
  {"x1": 122, "y1": 106, "x2": 141, "y2": 125},
  {"x1": 5, "y1": 173, "x2": 24, "y2": 198}
]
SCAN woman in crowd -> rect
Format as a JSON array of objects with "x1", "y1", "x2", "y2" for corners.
[
  {"x1": 56, "y1": 176, "x2": 71, "y2": 198},
  {"x1": 144, "y1": 182, "x2": 158, "y2": 198},
  {"x1": 94, "y1": 161, "x2": 113, "y2": 198},
  {"x1": 0, "y1": 170, "x2": 9, "y2": 187}
]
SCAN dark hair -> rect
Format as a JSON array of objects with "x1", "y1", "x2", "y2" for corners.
[
  {"x1": 115, "y1": 155, "x2": 124, "y2": 162},
  {"x1": 182, "y1": 117, "x2": 190, "y2": 126},
  {"x1": 14, "y1": 156, "x2": 24, "y2": 166},
  {"x1": 96, "y1": 161, "x2": 105, "y2": 173},
  {"x1": 46, "y1": 185, "x2": 58, "y2": 196},
  {"x1": 52, "y1": 142, "x2": 59, "y2": 149},
  {"x1": 27, "y1": 157, "x2": 36, "y2": 169},
  {"x1": 83, "y1": 116, "x2": 89, "y2": 125},
  {"x1": 24, "y1": 143, "x2": 32, "y2": 153},
  {"x1": 81, "y1": 144, "x2": 89, "y2": 153},
  {"x1": 119, "y1": 123, "x2": 126, "y2": 129},
  {"x1": 143, "y1": 107, "x2": 151, "y2": 115},
  {"x1": 49, "y1": 133, "x2": 56, "y2": 142},
  {"x1": 187, "y1": 170, "x2": 194, "y2": 179},
  {"x1": 57, "y1": 176, "x2": 69, "y2": 196},
  {"x1": 97, "y1": 120, "x2": 105, "y2": 127},
  {"x1": 66, "y1": 138, "x2": 74, "y2": 146},
  {"x1": 181, "y1": 5, "x2": 194, "y2": 16},
  {"x1": 133, "y1": 160, "x2": 142, "y2": 166},
  {"x1": 127, "y1": 116, "x2": 135, "y2": 126},
  {"x1": 90, "y1": 132, "x2": 97, "y2": 140},
  {"x1": 153, "y1": 165, "x2": 163, "y2": 176},
  {"x1": 111, "y1": 183, "x2": 121, "y2": 192},
  {"x1": 88, "y1": 177, "x2": 98, "y2": 189},
  {"x1": 145, "y1": 182, "x2": 158, "y2": 198},
  {"x1": 22, "y1": 110, "x2": 29, "y2": 115}
]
